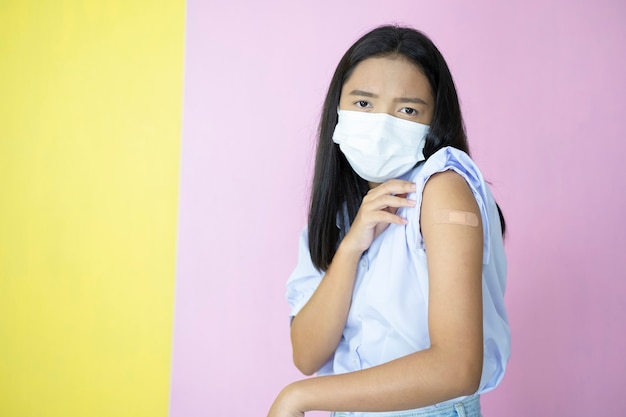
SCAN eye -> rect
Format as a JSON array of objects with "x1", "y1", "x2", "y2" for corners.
[
  {"x1": 354, "y1": 100, "x2": 371, "y2": 108},
  {"x1": 400, "y1": 107, "x2": 418, "y2": 116}
]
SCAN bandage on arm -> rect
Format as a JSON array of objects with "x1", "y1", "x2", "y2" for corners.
[{"x1": 433, "y1": 208, "x2": 479, "y2": 227}]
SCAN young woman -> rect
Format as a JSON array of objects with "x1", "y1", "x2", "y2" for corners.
[{"x1": 268, "y1": 25, "x2": 510, "y2": 417}]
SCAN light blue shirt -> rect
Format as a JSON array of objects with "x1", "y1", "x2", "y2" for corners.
[{"x1": 286, "y1": 147, "x2": 510, "y2": 411}]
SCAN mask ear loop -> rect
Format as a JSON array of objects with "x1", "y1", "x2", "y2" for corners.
[{"x1": 433, "y1": 209, "x2": 479, "y2": 227}]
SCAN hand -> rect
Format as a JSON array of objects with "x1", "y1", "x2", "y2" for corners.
[
  {"x1": 341, "y1": 179, "x2": 417, "y2": 254},
  {"x1": 267, "y1": 383, "x2": 305, "y2": 417}
]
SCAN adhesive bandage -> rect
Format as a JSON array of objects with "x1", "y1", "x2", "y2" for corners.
[{"x1": 433, "y1": 209, "x2": 479, "y2": 227}]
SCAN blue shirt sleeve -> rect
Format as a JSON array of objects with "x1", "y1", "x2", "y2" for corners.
[{"x1": 285, "y1": 227, "x2": 324, "y2": 318}]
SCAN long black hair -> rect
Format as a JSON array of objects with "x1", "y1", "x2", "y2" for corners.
[{"x1": 308, "y1": 25, "x2": 504, "y2": 271}]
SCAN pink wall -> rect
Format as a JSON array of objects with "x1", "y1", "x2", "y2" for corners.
[{"x1": 171, "y1": 1, "x2": 626, "y2": 415}]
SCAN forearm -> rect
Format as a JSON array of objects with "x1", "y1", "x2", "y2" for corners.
[
  {"x1": 286, "y1": 345, "x2": 482, "y2": 413},
  {"x1": 290, "y1": 180, "x2": 420, "y2": 375},
  {"x1": 290, "y1": 243, "x2": 362, "y2": 375}
]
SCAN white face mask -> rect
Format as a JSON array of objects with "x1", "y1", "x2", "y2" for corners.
[{"x1": 332, "y1": 110, "x2": 429, "y2": 183}]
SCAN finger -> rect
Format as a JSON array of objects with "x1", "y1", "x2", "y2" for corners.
[
  {"x1": 361, "y1": 209, "x2": 410, "y2": 226},
  {"x1": 367, "y1": 180, "x2": 416, "y2": 198},
  {"x1": 363, "y1": 194, "x2": 417, "y2": 211}
]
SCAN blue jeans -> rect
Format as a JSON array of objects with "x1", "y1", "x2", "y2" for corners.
[{"x1": 330, "y1": 395, "x2": 482, "y2": 417}]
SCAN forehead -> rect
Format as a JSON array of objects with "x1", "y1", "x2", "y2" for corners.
[{"x1": 343, "y1": 55, "x2": 432, "y2": 95}]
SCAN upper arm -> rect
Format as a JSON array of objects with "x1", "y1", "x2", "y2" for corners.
[{"x1": 420, "y1": 170, "x2": 484, "y2": 375}]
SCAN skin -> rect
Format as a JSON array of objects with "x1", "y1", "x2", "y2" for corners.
[{"x1": 267, "y1": 55, "x2": 484, "y2": 417}]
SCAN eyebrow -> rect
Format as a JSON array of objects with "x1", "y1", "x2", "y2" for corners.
[{"x1": 348, "y1": 89, "x2": 428, "y2": 105}]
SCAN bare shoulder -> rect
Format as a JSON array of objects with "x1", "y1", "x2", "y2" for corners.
[
  {"x1": 422, "y1": 170, "x2": 477, "y2": 210},
  {"x1": 419, "y1": 168, "x2": 483, "y2": 261}
]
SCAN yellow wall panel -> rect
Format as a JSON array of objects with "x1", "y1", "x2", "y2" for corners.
[{"x1": 0, "y1": 1, "x2": 185, "y2": 416}]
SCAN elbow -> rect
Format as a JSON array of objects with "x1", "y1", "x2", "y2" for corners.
[
  {"x1": 457, "y1": 369, "x2": 482, "y2": 396},
  {"x1": 292, "y1": 353, "x2": 318, "y2": 376},
  {"x1": 290, "y1": 328, "x2": 329, "y2": 376},
  {"x1": 433, "y1": 344, "x2": 483, "y2": 397},
  {"x1": 291, "y1": 342, "x2": 328, "y2": 376},
  {"x1": 453, "y1": 355, "x2": 483, "y2": 396}
]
